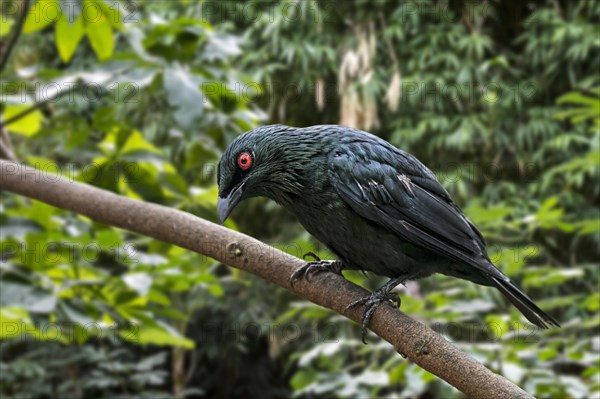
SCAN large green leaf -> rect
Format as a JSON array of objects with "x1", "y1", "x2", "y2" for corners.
[
  {"x1": 85, "y1": 11, "x2": 114, "y2": 60},
  {"x1": 0, "y1": 282, "x2": 56, "y2": 313},
  {"x1": 2, "y1": 105, "x2": 43, "y2": 136},
  {"x1": 23, "y1": 0, "x2": 59, "y2": 33},
  {"x1": 0, "y1": 17, "x2": 13, "y2": 37},
  {"x1": 55, "y1": 14, "x2": 84, "y2": 62},
  {"x1": 163, "y1": 64, "x2": 205, "y2": 129},
  {"x1": 120, "y1": 320, "x2": 194, "y2": 349},
  {"x1": 0, "y1": 307, "x2": 63, "y2": 341}
]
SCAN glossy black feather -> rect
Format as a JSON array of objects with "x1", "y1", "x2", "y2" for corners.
[
  {"x1": 217, "y1": 124, "x2": 560, "y2": 329},
  {"x1": 326, "y1": 139, "x2": 559, "y2": 328},
  {"x1": 328, "y1": 145, "x2": 491, "y2": 275}
]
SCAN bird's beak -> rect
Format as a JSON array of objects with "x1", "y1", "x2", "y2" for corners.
[{"x1": 217, "y1": 182, "x2": 245, "y2": 224}]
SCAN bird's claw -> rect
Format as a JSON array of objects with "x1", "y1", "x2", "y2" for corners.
[
  {"x1": 302, "y1": 251, "x2": 321, "y2": 262},
  {"x1": 289, "y1": 259, "x2": 344, "y2": 289},
  {"x1": 346, "y1": 290, "x2": 401, "y2": 343}
]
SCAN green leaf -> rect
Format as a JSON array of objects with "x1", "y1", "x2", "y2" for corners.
[
  {"x1": 0, "y1": 307, "x2": 59, "y2": 341},
  {"x1": 163, "y1": 65, "x2": 205, "y2": 129},
  {"x1": 466, "y1": 202, "x2": 513, "y2": 226},
  {"x1": 121, "y1": 130, "x2": 161, "y2": 155},
  {"x1": 539, "y1": 346, "x2": 559, "y2": 361},
  {"x1": 0, "y1": 18, "x2": 13, "y2": 37},
  {"x1": 290, "y1": 369, "x2": 318, "y2": 390},
  {"x1": 55, "y1": 15, "x2": 84, "y2": 62},
  {"x1": 158, "y1": 172, "x2": 189, "y2": 196},
  {"x1": 2, "y1": 105, "x2": 43, "y2": 136},
  {"x1": 147, "y1": 288, "x2": 171, "y2": 306},
  {"x1": 524, "y1": 267, "x2": 585, "y2": 288},
  {"x1": 581, "y1": 293, "x2": 600, "y2": 311},
  {"x1": 121, "y1": 320, "x2": 194, "y2": 349},
  {"x1": 6, "y1": 198, "x2": 59, "y2": 230},
  {"x1": 95, "y1": 229, "x2": 122, "y2": 248},
  {"x1": 557, "y1": 91, "x2": 600, "y2": 107},
  {"x1": 85, "y1": 13, "x2": 114, "y2": 60},
  {"x1": 91, "y1": 0, "x2": 124, "y2": 31},
  {"x1": 23, "y1": 0, "x2": 59, "y2": 33},
  {"x1": 192, "y1": 185, "x2": 219, "y2": 209},
  {"x1": 123, "y1": 162, "x2": 165, "y2": 202},
  {"x1": 577, "y1": 218, "x2": 600, "y2": 235},
  {"x1": 0, "y1": 282, "x2": 57, "y2": 313},
  {"x1": 57, "y1": 301, "x2": 95, "y2": 344},
  {"x1": 485, "y1": 314, "x2": 508, "y2": 338},
  {"x1": 97, "y1": 127, "x2": 131, "y2": 155}
]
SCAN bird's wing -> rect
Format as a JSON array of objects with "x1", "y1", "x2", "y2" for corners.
[
  {"x1": 326, "y1": 140, "x2": 560, "y2": 329},
  {"x1": 327, "y1": 146, "x2": 493, "y2": 272}
]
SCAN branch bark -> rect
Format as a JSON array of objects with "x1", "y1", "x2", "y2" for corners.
[
  {"x1": 0, "y1": 160, "x2": 532, "y2": 398},
  {"x1": 0, "y1": 126, "x2": 19, "y2": 163}
]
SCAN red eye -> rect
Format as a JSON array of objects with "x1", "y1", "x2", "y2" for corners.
[{"x1": 237, "y1": 152, "x2": 253, "y2": 170}]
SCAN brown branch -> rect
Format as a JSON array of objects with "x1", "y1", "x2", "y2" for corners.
[
  {"x1": 0, "y1": 160, "x2": 533, "y2": 399},
  {"x1": 0, "y1": 125, "x2": 19, "y2": 162}
]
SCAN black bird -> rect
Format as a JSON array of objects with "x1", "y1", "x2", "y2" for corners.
[{"x1": 217, "y1": 125, "x2": 559, "y2": 338}]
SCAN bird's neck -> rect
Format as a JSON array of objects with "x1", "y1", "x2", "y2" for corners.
[{"x1": 270, "y1": 156, "x2": 331, "y2": 209}]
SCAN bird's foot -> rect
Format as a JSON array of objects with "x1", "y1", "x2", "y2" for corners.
[
  {"x1": 345, "y1": 276, "x2": 407, "y2": 343},
  {"x1": 289, "y1": 252, "x2": 344, "y2": 289},
  {"x1": 346, "y1": 289, "x2": 400, "y2": 343}
]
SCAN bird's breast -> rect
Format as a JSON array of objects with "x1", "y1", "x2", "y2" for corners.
[{"x1": 289, "y1": 191, "x2": 440, "y2": 279}]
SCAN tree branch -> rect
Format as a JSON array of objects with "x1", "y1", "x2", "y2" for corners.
[
  {"x1": 0, "y1": 125, "x2": 19, "y2": 162},
  {"x1": 0, "y1": 0, "x2": 32, "y2": 73},
  {"x1": 0, "y1": 160, "x2": 532, "y2": 398}
]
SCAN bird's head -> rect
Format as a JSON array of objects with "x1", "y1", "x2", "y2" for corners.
[{"x1": 216, "y1": 125, "x2": 320, "y2": 223}]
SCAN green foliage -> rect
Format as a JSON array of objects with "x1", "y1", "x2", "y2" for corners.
[
  {"x1": 1, "y1": 0, "x2": 598, "y2": 398},
  {"x1": 231, "y1": 0, "x2": 600, "y2": 397},
  {"x1": 2, "y1": 0, "x2": 260, "y2": 396},
  {"x1": 0, "y1": 340, "x2": 173, "y2": 398}
]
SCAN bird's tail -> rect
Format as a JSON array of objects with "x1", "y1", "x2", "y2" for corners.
[{"x1": 486, "y1": 274, "x2": 560, "y2": 328}]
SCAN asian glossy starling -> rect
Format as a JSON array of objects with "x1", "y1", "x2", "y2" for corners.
[{"x1": 217, "y1": 125, "x2": 559, "y2": 338}]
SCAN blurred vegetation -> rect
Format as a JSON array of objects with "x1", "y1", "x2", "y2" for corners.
[{"x1": 0, "y1": 0, "x2": 598, "y2": 398}]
